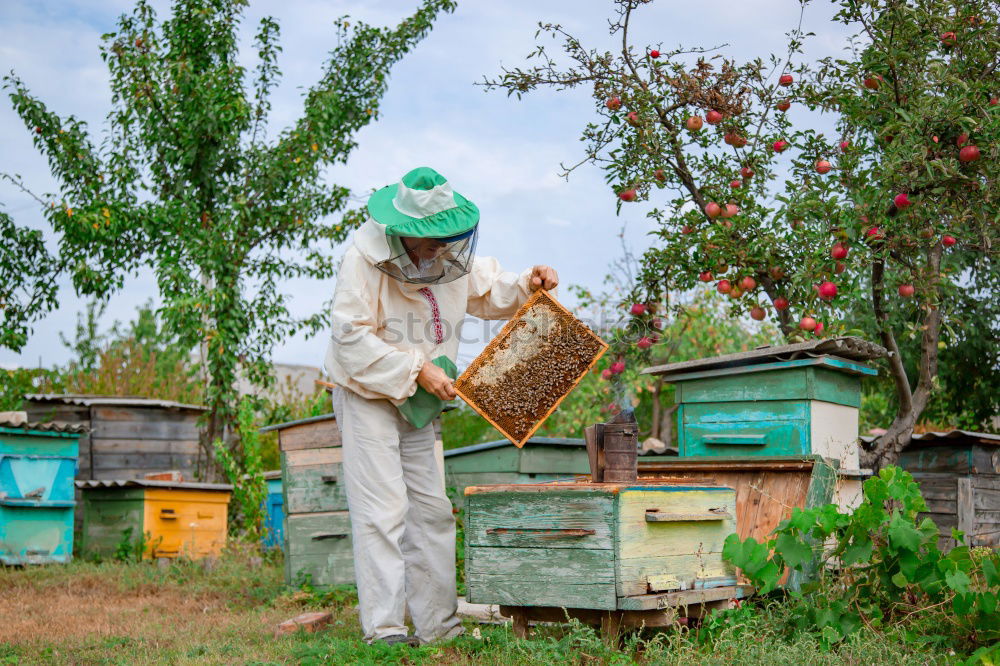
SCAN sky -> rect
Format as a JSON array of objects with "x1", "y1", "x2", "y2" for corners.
[{"x1": 0, "y1": 0, "x2": 852, "y2": 372}]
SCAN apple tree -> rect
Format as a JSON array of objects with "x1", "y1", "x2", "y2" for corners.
[
  {"x1": 484, "y1": 0, "x2": 999, "y2": 468},
  {"x1": 4, "y1": 0, "x2": 456, "y2": 471}
]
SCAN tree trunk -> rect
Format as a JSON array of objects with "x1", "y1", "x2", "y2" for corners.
[{"x1": 861, "y1": 245, "x2": 943, "y2": 471}]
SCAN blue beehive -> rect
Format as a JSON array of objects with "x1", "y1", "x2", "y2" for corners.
[
  {"x1": 262, "y1": 470, "x2": 284, "y2": 550},
  {"x1": 0, "y1": 417, "x2": 86, "y2": 564}
]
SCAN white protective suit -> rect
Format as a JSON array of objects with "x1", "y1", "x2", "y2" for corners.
[{"x1": 325, "y1": 216, "x2": 536, "y2": 643}]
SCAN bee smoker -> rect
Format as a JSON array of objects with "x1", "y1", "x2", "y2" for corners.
[{"x1": 584, "y1": 410, "x2": 638, "y2": 483}]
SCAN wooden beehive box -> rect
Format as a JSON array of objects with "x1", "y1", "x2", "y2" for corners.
[
  {"x1": 0, "y1": 418, "x2": 85, "y2": 565},
  {"x1": 455, "y1": 290, "x2": 607, "y2": 447},
  {"x1": 444, "y1": 437, "x2": 589, "y2": 509},
  {"x1": 895, "y1": 430, "x2": 1000, "y2": 550},
  {"x1": 464, "y1": 480, "x2": 738, "y2": 610},
  {"x1": 76, "y1": 479, "x2": 231, "y2": 559},
  {"x1": 260, "y1": 414, "x2": 353, "y2": 587}
]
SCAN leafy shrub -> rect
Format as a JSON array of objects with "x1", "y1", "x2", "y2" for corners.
[{"x1": 723, "y1": 466, "x2": 1000, "y2": 652}]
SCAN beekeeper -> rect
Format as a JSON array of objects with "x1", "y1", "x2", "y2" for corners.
[{"x1": 324, "y1": 166, "x2": 558, "y2": 646}]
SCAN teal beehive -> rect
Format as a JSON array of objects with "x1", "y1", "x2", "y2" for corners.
[{"x1": 0, "y1": 416, "x2": 86, "y2": 564}]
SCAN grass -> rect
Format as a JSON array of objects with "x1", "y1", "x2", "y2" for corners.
[{"x1": 0, "y1": 548, "x2": 958, "y2": 665}]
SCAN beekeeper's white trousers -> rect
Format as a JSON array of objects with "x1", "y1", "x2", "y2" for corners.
[{"x1": 333, "y1": 388, "x2": 462, "y2": 644}]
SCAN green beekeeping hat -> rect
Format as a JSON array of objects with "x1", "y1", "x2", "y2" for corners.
[{"x1": 367, "y1": 166, "x2": 480, "y2": 239}]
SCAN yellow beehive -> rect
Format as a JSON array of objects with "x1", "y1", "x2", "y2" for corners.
[{"x1": 77, "y1": 480, "x2": 232, "y2": 559}]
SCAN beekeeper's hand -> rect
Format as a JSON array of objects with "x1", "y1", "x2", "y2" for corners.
[
  {"x1": 530, "y1": 265, "x2": 559, "y2": 291},
  {"x1": 418, "y1": 362, "x2": 457, "y2": 400}
]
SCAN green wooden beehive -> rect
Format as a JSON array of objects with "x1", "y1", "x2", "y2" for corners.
[
  {"x1": 645, "y1": 339, "x2": 885, "y2": 475},
  {"x1": 0, "y1": 419, "x2": 84, "y2": 565},
  {"x1": 465, "y1": 481, "x2": 739, "y2": 610},
  {"x1": 262, "y1": 414, "x2": 354, "y2": 588},
  {"x1": 444, "y1": 437, "x2": 589, "y2": 508}
]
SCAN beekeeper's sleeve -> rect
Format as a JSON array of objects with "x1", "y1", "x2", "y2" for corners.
[
  {"x1": 465, "y1": 256, "x2": 535, "y2": 320},
  {"x1": 327, "y1": 257, "x2": 425, "y2": 403}
]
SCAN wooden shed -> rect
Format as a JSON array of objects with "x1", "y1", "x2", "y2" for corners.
[
  {"x1": 444, "y1": 437, "x2": 589, "y2": 508},
  {"x1": 894, "y1": 430, "x2": 1000, "y2": 550},
  {"x1": 23, "y1": 394, "x2": 207, "y2": 482}
]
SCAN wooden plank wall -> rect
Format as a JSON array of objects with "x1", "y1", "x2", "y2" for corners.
[
  {"x1": 89, "y1": 407, "x2": 201, "y2": 480},
  {"x1": 24, "y1": 404, "x2": 92, "y2": 478}
]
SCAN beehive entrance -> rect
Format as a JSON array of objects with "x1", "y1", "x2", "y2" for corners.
[{"x1": 455, "y1": 290, "x2": 608, "y2": 447}]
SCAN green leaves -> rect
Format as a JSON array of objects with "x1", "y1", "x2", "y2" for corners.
[
  {"x1": 722, "y1": 465, "x2": 1000, "y2": 651},
  {"x1": 5, "y1": 0, "x2": 453, "y2": 446}
]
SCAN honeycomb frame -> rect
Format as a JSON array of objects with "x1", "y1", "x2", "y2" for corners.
[{"x1": 454, "y1": 289, "x2": 608, "y2": 448}]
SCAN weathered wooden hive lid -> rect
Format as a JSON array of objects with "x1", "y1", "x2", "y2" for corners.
[
  {"x1": 642, "y1": 336, "x2": 886, "y2": 379},
  {"x1": 443, "y1": 436, "x2": 585, "y2": 458},
  {"x1": 76, "y1": 479, "x2": 232, "y2": 491},
  {"x1": 863, "y1": 430, "x2": 1000, "y2": 450},
  {"x1": 24, "y1": 393, "x2": 206, "y2": 412}
]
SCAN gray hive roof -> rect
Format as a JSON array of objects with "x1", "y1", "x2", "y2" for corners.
[
  {"x1": 643, "y1": 336, "x2": 886, "y2": 378},
  {"x1": 862, "y1": 430, "x2": 1000, "y2": 448},
  {"x1": 0, "y1": 418, "x2": 88, "y2": 434},
  {"x1": 76, "y1": 479, "x2": 232, "y2": 491},
  {"x1": 25, "y1": 394, "x2": 206, "y2": 412}
]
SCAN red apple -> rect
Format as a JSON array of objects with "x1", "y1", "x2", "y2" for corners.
[
  {"x1": 704, "y1": 202, "x2": 722, "y2": 218},
  {"x1": 818, "y1": 281, "x2": 838, "y2": 301},
  {"x1": 34, "y1": 126, "x2": 42, "y2": 134},
  {"x1": 898, "y1": 284, "x2": 915, "y2": 298},
  {"x1": 840, "y1": 140, "x2": 850, "y2": 152},
  {"x1": 654, "y1": 169, "x2": 666, "y2": 182},
  {"x1": 773, "y1": 296, "x2": 789, "y2": 311},
  {"x1": 606, "y1": 97, "x2": 622, "y2": 111},
  {"x1": 730, "y1": 179, "x2": 742, "y2": 189},
  {"x1": 721, "y1": 203, "x2": 739, "y2": 218},
  {"x1": 706, "y1": 110, "x2": 723, "y2": 125},
  {"x1": 942, "y1": 235, "x2": 957, "y2": 247},
  {"x1": 717, "y1": 279, "x2": 732, "y2": 294},
  {"x1": 626, "y1": 111, "x2": 640, "y2": 127},
  {"x1": 955, "y1": 133, "x2": 969, "y2": 146},
  {"x1": 740, "y1": 166, "x2": 755, "y2": 180},
  {"x1": 630, "y1": 303, "x2": 647, "y2": 315},
  {"x1": 637, "y1": 336, "x2": 654, "y2": 350},
  {"x1": 750, "y1": 306, "x2": 766, "y2": 321},
  {"x1": 686, "y1": 115, "x2": 704, "y2": 131},
  {"x1": 601, "y1": 368, "x2": 613, "y2": 380},
  {"x1": 790, "y1": 219, "x2": 805, "y2": 230},
  {"x1": 940, "y1": 32, "x2": 957, "y2": 46},
  {"x1": 959, "y1": 145, "x2": 980, "y2": 162},
  {"x1": 699, "y1": 271, "x2": 714, "y2": 282},
  {"x1": 652, "y1": 317, "x2": 665, "y2": 330},
  {"x1": 772, "y1": 139, "x2": 789, "y2": 153},
  {"x1": 835, "y1": 262, "x2": 846, "y2": 274},
  {"x1": 814, "y1": 321, "x2": 825, "y2": 335},
  {"x1": 779, "y1": 74, "x2": 793, "y2": 86},
  {"x1": 894, "y1": 192, "x2": 913, "y2": 209},
  {"x1": 815, "y1": 160, "x2": 832, "y2": 174},
  {"x1": 864, "y1": 74, "x2": 882, "y2": 89},
  {"x1": 740, "y1": 276, "x2": 756, "y2": 291},
  {"x1": 831, "y1": 243, "x2": 849, "y2": 260},
  {"x1": 799, "y1": 316, "x2": 817, "y2": 332},
  {"x1": 619, "y1": 189, "x2": 637, "y2": 202},
  {"x1": 719, "y1": 219, "x2": 733, "y2": 229},
  {"x1": 649, "y1": 49, "x2": 660, "y2": 58},
  {"x1": 729, "y1": 286, "x2": 743, "y2": 299},
  {"x1": 681, "y1": 225, "x2": 695, "y2": 234},
  {"x1": 610, "y1": 360, "x2": 626, "y2": 374},
  {"x1": 769, "y1": 266, "x2": 785, "y2": 280},
  {"x1": 776, "y1": 100, "x2": 791, "y2": 112},
  {"x1": 991, "y1": 97, "x2": 999, "y2": 106},
  {"x1": 866, "y1": 226, "x2": 885, "y2": 241}
]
